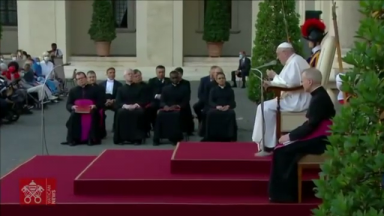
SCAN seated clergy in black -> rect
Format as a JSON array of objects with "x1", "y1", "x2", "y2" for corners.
[
  {"x1": 62, "y1": 72, "x2": 104, "y2": 146},
  {"x1": 113, "y1": 69, "x2": 146, "y2": 145},
  {"x1": 99, "y1": 67, "x2": 122, "y2": 132},
  {"x1": 193, "y1": 66, "x2": 214, "y2": 125},
  {"x1": 147, "y1": 65, "x2": 171, "y2": 128},
  {"x1": 269, "y1": 68, "x2": 336, "y2": 203},
  {"x1": 203, "y1": 72, "x2": 237, "y2": 142},
  {"x1": 153, "y1": 71, "x2": 190, "y2": 145},
  {"x1": 199, "y1": 66, "x2": 228, "y2": 137},
  {"x1": 133, "y1": 69, "x2": 152, "y2": 136},
  {"x1": 174, "y1": 67, "x2": 194, "y2": 135}
]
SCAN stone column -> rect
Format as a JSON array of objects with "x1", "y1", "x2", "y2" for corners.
[
  {"x1": 136, "y1": 1, "x2": 183, "y2": 67},
  {"x1": 337, "y1": 1, "x2": 362, "y2": 49},
  {"x1": 251, "y1": 0, "x2": 259, "y2": 57},
  {"x1": 17, "y1": 0, "x2": 70, "y2": 62}
]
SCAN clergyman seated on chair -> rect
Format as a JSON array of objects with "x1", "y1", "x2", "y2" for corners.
[
  {"x1": 193, "y1": 66, "x2": 215, "y2": 126},
  {"x1": 62, "y1": 72, "x2": 104, "y2": 146},
  {"x1": 133, "y1": 69, "x2": 152, "y2": 137},
  {"x1": 153, "y1": 71, "x2": 190, "y2": 146},
  {"x1": 113, "y1": 69, "x2": 146, "y2": 145},
  {"x1": 231, "y1": 51, "x2": 251, "y2": 88},
  {"x1": 269, "y1": 68, "x2": 335, "y2": 203},
  {"x1": 203, "y1": 72, "x2": 237, "y2": 142},
  {"x1": 99, "y1": 67, "x2": 122, "y2": 132},
  {"x1": 147, "y1": 65, "x2": 171, "y2": 129}
]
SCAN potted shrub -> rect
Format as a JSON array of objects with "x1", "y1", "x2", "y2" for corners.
[
  {"x1": 88, "y1": 0, "x2": 116, "y2": 56},
  {"x1": 203, "y1": 0, "x2": 231, "y2": 57},
  {"x1": 248, "y1": 0, "x2": 302, "y2": 102},
  {"x1": 313, "y1": 1, "x2": 384, "y2": 215}
]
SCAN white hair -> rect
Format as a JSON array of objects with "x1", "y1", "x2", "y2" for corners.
[
  {"x1": 124, "y1": 68, "x2": 133, "y2": 75},
  {"x1": 303, "y1": 68, "x2": 323, "y2": 84}
]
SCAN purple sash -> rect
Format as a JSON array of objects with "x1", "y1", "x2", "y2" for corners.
[
  {"x1": 275, "y1": 119, "x2": 332, "y2": 149},
  {"x1": 74, "y1": 99, "x2": 94, "y2": 141}
]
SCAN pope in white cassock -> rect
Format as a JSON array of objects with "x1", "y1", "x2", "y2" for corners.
[{"x1": 252, "y1": 42, "x2": 312, "y2": 156}]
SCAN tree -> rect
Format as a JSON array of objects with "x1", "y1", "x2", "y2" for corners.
[
  {"x1": 203, "y1": 0, "x2": 231, "y2": 43},
  {"x1": 248, "y1": 0, "x2": 302, "y2": 102},
  {"x1": 313, "y1": 1, "x2": 384, "y2": 215},
  {"x1": 88, "y1": 0, "x2": 116, "y2": 42}
]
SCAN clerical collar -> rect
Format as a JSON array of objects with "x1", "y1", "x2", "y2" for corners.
[
  {"x1": 310, "y1": 86, "x2": 322, "y2": 95},
  {"x1": 126, "y1": 82, "x2": 132, "y2": 85},
  {"x1": 172, "y1": 83, "x2": 179, "y2": 86},
  {"x1": 312, "y1": 45, "x2": 321, "y2": 54},
  {"x1": 219, "y1": 85, "x2": 225, "y2": 89}
]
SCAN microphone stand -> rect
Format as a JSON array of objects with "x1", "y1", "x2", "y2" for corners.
[
  {"x1": 251, "y1": 68, "x2": 269, "y2": 156},
  {"x1": 40, "y1": 63, "x2": 70, "y2": 155}
]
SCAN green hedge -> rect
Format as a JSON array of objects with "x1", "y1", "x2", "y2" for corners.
[
  {"x1": 313, "y1": 1, "x2": 384, "y2": 215},
  {"x1": 88, "y1": 0, "x2": 116, "y2": 42},
  {"x1": 248, "y1": 0, "x2": 302, "y2": 103}
]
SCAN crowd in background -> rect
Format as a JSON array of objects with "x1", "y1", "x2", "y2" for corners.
[{"x1": 0, "y1": 43, "x2": 67, "y2": 124}]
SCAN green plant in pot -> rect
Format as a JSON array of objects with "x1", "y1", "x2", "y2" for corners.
[
  {"x1": 313, "y1": 1, "x2": 384, "y2": 215},
  {"x1": 248, "y1": 0, "x2": 302, "y2": 103},
  {"x1": 88, "y1": 0, "x2": 116, "y2": 56},
  {"x1": 203, "y1": 0, "x2": 231, "y2": 57}
]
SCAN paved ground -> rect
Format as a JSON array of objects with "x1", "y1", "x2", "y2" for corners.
[{"x1": 0, "y1": 81, "x2": 258, "y2": 175}]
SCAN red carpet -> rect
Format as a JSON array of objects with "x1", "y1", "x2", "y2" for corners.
[{"x1": 1, "y1": 142, "x2": 321, "y2": 216}]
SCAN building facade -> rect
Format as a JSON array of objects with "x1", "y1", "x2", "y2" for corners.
[{"x1": 1, "y1": 0, "x2": 361, "y2": 69}]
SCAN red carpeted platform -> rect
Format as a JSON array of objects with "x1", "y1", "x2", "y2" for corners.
[
  {"x1": 1, "y1": 142, "x2": 321, "y2": 216},
  {"x1": 171, "y1": 142, "x2": 270, "y2": 174}
]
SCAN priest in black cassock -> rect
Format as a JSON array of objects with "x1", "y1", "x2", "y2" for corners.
[
  {"x1": 113, "y1": 69, "x2": 146, "y2": 145},
  {"x1": 268, "y1": 68, "x2": 335, "y2": 203},
  {"x1": 174, "y1": 67, "x2": 194, "y2": 135},
  {"x1": 62, "y1": 72, "x2": 104, "y2": 146},
  {"x1": 133, "y1": 69, "x2": 152, "y2": 136},
  {"x1": 147, "y1": 65, "x2": 171, "y2": 128},
  {"x1": 153, "y1": 71, "x2": 190, "y2": 145},
  {"x1": 203, "y1": 72, "x2": 237, "y2": 142}
]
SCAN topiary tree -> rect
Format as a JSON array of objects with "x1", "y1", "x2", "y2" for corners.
[
  {"x1": 203, "y1": 0, "x2": 231, "y2": 43},
  {"x1": 313, "y1": 1, "x2": 384, "y2": 215},
  {"x1": 248, "y1": 0, "x2": 302, "y2": 102},
  {"x1": 88, "y1": 0, "x2": 116, "y2": 42}
]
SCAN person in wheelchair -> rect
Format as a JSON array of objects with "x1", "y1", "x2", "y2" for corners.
[{"x1": 202, "y1": 72, "x2": 237, "y2": 142}]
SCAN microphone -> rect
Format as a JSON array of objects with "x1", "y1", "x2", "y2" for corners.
[{"x1": 253, "y1": 60, "x2": 277, "y2": 70}]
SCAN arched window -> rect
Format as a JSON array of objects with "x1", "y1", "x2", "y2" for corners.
[
  {"x1": 0, "y1": 0, "x2": 17, "y2": 26},
  {"x1": 112, "y1": 0, "x2": 136, "y2": 32}
]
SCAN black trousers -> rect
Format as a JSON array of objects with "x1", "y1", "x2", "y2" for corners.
[
  {"x1": 193, "y1": 100, "x2": 205, "y2": 123},
  {"x1": 231, "y1": 71, "x2": 246, "y2": 87}
]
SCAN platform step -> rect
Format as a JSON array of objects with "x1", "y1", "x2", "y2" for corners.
[
  {"x1": 74, "y1": 149, "x2": 318, "y2": 196},
  {"x1": 172, "y1": 142, "x2": 267, "y2": 174}
]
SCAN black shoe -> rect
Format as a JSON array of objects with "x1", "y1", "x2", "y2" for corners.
[
  {"x1": 241, "y1": 85, "x2": 245, "y2": 88},
  {"x1": 61, "y1": 141, "x2": 69, "y2": 145},
  {"x1": 69, "y1": 142, "x2": 77, "y2": 146},
  {"x1": 232, "y1": 84, "x2": 237, "y2": 88}
]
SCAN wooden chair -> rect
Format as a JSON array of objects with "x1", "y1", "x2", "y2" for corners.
[{"x1": 297, "y1": 154, "x2": 326, "y2": 203}]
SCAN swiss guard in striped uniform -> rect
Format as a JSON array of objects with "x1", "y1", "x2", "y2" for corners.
[{"x1": 300, "y1": 18, "x2": 327, "y2": 67}]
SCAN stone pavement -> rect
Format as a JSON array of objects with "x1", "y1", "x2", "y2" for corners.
[{"x1": 0, "y1": 81, "x2": 257, "y2": 175}]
